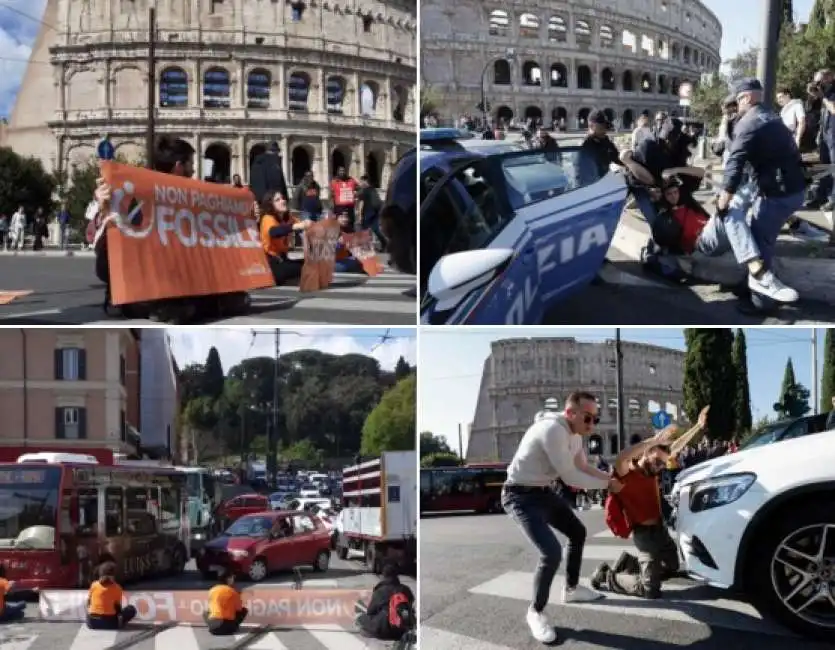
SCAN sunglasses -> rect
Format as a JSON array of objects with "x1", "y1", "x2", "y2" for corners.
[{"x1": 582, "y1": 414, "x2": 601, "y2": 425}]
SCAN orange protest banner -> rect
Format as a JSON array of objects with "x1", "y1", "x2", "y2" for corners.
[
  {"x1": 300, "y1": 219, "x2": 341, "y2": 292},
  {"x1": 99, "y1": 161, "x2": 275, "y2": 305},
  {"x1": 342, "y1": 230, "x2": 384, "y2": 276},
  {"x1": 39, "y1": 588, "x2": 370, "y2": 627}
]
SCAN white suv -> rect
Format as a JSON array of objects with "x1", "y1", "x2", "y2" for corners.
[{"x1": 671, "y1": 430, "x2": 835, "y2": 640}]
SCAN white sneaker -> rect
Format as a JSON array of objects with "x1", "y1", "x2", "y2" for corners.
[
  {"x1": 748, "y1": 270, "x2": 799, "y2": 303},
  {"x1": 526, "y1": 607, "x2": 557, "y2": 643},
  {"x1": 563, "y1": 583, "x2": 605, "y2": 603}
]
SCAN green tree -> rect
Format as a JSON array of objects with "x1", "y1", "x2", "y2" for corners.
[
  {"x1": 782, "y1": 0, "x2": 794, "y2": 27},
  {"x1": 420, "y1": 80, "x2": 445, "y2": 122},
  {"x1": 683, "y1": 329, "x2": 737, "y2": 439},
  {"x1": 732, "y1": 329, "x2": 753, "y2": 435},
  {"x1": 776, "y1": 25, "x2": 835, "y2": 98},
  {"x1": 394, "y1": 356, "x2": 411, "y2": 380},
  {"x1": 419, "y1": 432, "x2": 452, "y2": 457},
  {"x1": 203, "y1": 347, "x2": 226, "y2": 399},
  {"x1": 280, "y1": 439, "x2": 324, "y2": 464},
  {"x1": 810, "y1": 0, "x2": 827, "y2": 28},
  {"x1": 0, "y1": 147, "x2": 57, "y2": 218},
  {"x1": 690, "y1": 73, "x2": 730, "y2": 133},
  {"x1": 421, "y1": 452, "x2": 462, "y2": 468},
  {"x1": 361, "y1": 374, "x2": 416, "y2": 455},
  {"x1": 774, "y1": 358, "x2": 812, "y2": 417},
  {"x1": 820, "y1": 329, "x2": 835, "y2": 413}
]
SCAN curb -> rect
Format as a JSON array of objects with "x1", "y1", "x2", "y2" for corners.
[{"x1": 610, "y1": 213, "x2": 835, "y2": 304}]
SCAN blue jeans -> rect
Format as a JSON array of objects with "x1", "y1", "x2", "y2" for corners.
[
  {"x1": 814, "y1": 138, "x2": 835, "y2": 203},
  {"x1": 335, "y1": 258, "x2": 363, "y2": 274},
  {"x1": 502, "y1": 486, "x2": 587, "y2": 612},
  {"x1": 362, "y1": 212, "x2": 387, "y2": 246},
  {"x1": 0, "y1": 602, "x2": 25, "y2": 622}
]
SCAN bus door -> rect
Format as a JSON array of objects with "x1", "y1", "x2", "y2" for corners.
[{"x1": 124, "y1": 487, "x2": 159, "y2": 579}]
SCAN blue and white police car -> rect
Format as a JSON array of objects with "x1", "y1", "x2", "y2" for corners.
[{"x1": 419, "y1": 128, "x2": 629, "y2": 324}]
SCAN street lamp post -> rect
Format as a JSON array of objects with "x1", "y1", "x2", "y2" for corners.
[
  {"x1": 146, "y1": 0, "x2": 157, "y2": 169},
  {"x1": 481, "y1": 48, "x2": 515, "y2": 127},
  {"x1": 757, "y1": 0, "x2": 781, "y2": 110}
]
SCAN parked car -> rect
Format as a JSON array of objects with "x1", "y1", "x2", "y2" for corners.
[
  {"x1": 671, "y1": 431, "x2": 835, "y2": 640},
  {"x1": 299, "y1": 483, "x2": 321, "y2": 498},
  {"x1": 196, "y1": 511, "x2": 331, "y2": 582},
  {"x1": 739, "y1": 412, "x2": 830, "y2": 450},
  {"x1": 288, "y1": 497, "x2": 333, "y2": 512},
  {"x1": 215, "y1": 493, "x2": 270, "y2": 526},
  {"x1": 268, "y1": 491, "x2": 299, "y2": 510}
]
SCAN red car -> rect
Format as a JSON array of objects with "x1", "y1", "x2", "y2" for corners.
[
  {"x1": 197, "y1": 510, "x2": 332, "y2": 581},
  {"x1": 215, "y1": 493, "x2": 270, "y2": 525}
]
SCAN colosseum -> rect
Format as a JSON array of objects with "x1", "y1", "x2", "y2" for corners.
[
  {"x1": 4, "y1": 0, "x2": 416, "y2": 194},
  {"x1": 421, "y1": 0, "x2": 722, "y2": 130},
  {"x1": 466, "y1": 337, "x2": 686, "y2": 463}
]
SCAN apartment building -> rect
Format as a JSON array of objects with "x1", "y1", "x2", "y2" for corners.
[{"x1": 0, "y1": 328, "x2": 141, "y2": 462}]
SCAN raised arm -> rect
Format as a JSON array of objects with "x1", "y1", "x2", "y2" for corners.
[
  {"x1": 670, "y1": 406, "x2": 710, "y2": 456},
  {"x1": 541, "y1": 421, "x2": 610, "y2": 490}
]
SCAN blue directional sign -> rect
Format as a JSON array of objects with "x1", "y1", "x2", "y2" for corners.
[
  {"x1": 652, "y1": 410, "x2": 672, "y2": 430},
  {"x1": 97, "y1": 139, "x2": 115, "y2": 161}
]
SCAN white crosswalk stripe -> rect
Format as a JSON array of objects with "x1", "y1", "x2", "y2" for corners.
[
  {"x1": 420, "y1": 535, "x2": 800, "y2": 647},
  {"x1": 14, "y1": 621, "x2": 384, "y2": 650}
]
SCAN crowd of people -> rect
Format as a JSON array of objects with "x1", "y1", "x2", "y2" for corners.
[{"x1": 0, "y1": 206, "x2": 52, "y2": 251}]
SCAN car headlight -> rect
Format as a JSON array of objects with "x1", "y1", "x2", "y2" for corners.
[
  {"x1": 229, "y1": 549, "x2": 250, "y2": 559},
  {"x1": 689, "y1": 472, "x2": 756, "y2": 513}
]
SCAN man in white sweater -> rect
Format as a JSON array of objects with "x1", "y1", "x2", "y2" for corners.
[{"x1": 502, "y1": 391, "x2": 622, "y2": 644}]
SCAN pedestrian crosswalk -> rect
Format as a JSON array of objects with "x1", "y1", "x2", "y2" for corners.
[
  {"x1": 0, "y1": 620, "x2": 389, "y2": 650},
  {"x1": 420, "y1": 526, "x2": 800, "y2": 649}
]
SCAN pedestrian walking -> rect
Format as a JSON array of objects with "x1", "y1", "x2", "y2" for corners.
[
  {"x1": 502, "y1": 392, "x2": 623, "y2": 644},
  {"x1": 0, "y1": 214, "x2": 8, "y2": 250},
  {"x1": 9, "y1": 207, "x2": 25, "y2": 251},
  {"x1": 56, "y1": 202, "x2": 71, "y2": 249}
]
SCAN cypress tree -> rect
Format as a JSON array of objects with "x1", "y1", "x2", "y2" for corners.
[
  {"x1": 683, "y1": 329, "x2": 736, "y2": 439},
  {"x1": 775, "y1": 358, "x2": 811, "y2": 418},
  {"x1": 732, "y1": 329, "x2": 752, "y2": 435},
  {"x1": 203, "y1": 347, "x2": 226, "y2": 400},
  {"x1": 820, "y1": 329, "x2": 835, "y2": 413},
  {"x1": 810, "y1": 0, "x2": 827, "y2": 28},
  {"x1": 782, "y1": 0, "x2": 794, "y2": 25}
]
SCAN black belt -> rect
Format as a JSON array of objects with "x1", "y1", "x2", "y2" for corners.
[{"x1": 503, "y1": 484, "x2": 551, "y2": 494}]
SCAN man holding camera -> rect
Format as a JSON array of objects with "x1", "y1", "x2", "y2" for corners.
[{"x1": 805, "y1": 69, "x2": 835, "y2": 211}]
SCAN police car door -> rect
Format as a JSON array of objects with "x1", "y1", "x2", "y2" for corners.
[
  {"x1": 480, "y1": 147, "x2": 629, "y2": 324},
  {"x1": 419, "y1": 157, "x2": 527, "y2": 324}
]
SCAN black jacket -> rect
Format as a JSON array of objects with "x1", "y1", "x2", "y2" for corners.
[
  {"x1": 361, "y1": 577, "x2": 414, "y2": 640},
  {"x1": 250, "y1": 151, "x2": 289, "y2": 204}
]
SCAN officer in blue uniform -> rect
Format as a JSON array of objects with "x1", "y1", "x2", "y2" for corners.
[{"x1": 715, "y1": 78, "x2": 806, "y2": 304}]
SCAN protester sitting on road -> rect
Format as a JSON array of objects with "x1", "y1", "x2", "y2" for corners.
[
  {"x1": 355, "y1": 562, "x2": 415, "y2": 641},
  {"x1": 204, "y1": 568, "x2": 249, "y2": 635},
  {"x1": 86, "y1": 561, "x2": 137, "y2": 630},
  {"x1": 334, "y1": 215, "x2": 366, "y2": 274},
  {"x1": 591, "y1": 407, "x2": 708, "y2": 600},
  {"x1": 0, "y1": 566, "x2": 27, "y2": 623},
  {"x1": 259, "y1": 191, "x2": 309, "y2": 286}
]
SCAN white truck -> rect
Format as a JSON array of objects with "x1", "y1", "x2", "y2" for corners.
[{"x1": 336, "y1": 451, "x2": 417, "y2": 574}]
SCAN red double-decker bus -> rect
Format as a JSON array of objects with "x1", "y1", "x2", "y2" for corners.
[
  {"x1": 420, "y1": 463, "x2": 507, "y2": 514},
  {"x1": 0, "y1": 452, "x2": 190, "y2": 588}
]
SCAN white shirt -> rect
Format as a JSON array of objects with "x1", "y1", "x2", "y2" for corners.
[
  {"x1": 10, "y1": 211, "x2": 25, "y2": 231},
  {"x1": 631, "y1": 126, "x2": 652, "y2": 149},
  {"x1": 505, "y1": 413, "x2": 609, "y2": 489},
  {"x1": 780, "y1": 99, "x2": 805, "y2": 134}
]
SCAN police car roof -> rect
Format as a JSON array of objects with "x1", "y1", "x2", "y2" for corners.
[{"x1": 420, "y1": 127, "x2": 475, "y2": 141}]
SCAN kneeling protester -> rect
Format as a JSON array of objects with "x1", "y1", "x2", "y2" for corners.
[
  {"x1": 87, "y1": 561, "x2": 136, "y2": 630},
  {"x1": 204, "y1": 568, "x2": 248, "y2": 635},
  {"x1": 355, "y1": 563, "x2": 415, "y2": 641}
]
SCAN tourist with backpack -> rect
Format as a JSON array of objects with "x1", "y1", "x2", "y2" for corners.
[
  {"x1": 502, "y1": 392, "x2": 625, "y2": 645},
  {"x1": 354, "y1": 563, "x2": 415, "y2": 641},
  {"x1": 592, "y1": 405, "x2": 709, "y2": 599}
]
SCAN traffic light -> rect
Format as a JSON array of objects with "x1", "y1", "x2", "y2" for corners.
[{"x1": 476, "y1": 101, "x2": 485, "y2": 112}]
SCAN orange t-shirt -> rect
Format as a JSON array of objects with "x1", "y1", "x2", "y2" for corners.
[
  {"x1": 615, "y1": 464, "x2": 662, "y2": 525},
  {"x1": 208, "y1": 584, "x2": 242, "y2": 621},
  {"x1": 260, "y1": 214, "x2": 297, "y2": 258},
  {"x1": 671, "y1": 205, "x2": 708, "y2": 254},
  {"x1": 0, "y1": 577, "x2": 9, "y2": 613},
  {"x1": 88, "y1": 580, "x2": 123, "y2": 616}
]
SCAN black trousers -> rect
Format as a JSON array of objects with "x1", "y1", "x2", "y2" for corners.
[
  {"x1": 204, "y1": 608, "x2": 248, "y2": 635},
  {"x1": 267, "y1": 255, "x2": 303, "y2": 285},
  {"x1": 86, "y1": 605, "x2": 137, "y2": 630}
]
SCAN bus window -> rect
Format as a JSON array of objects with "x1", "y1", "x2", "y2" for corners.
[
  {"x1": 159, "y1": 486, "x2": 180, "y2": 533},
  {"x1": 420, "y1": 471, "x2": 431, "y2": 501},
  {"x1": 77, "y1": 489, "x2": 99, "y2": 537},
  {"x1": 127, "y1": 511, "x2": 156, "y2": 537},
  {"x1": 104, "y1": 487, "x2": 123, "y2": 536},
  {"x1": 125, "y1": 487, "x2": 149, "y2": 512},
  {"x1": 204, "y1": 473, "x2": 217, "y2": 503},
  {"x1": 432, "y1": 471, "x2": 454, "y2": 496}
]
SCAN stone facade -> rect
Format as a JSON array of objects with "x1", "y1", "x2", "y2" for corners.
[
  {"x1": 6, "y1": 0, "x2": 416, "y2": 196},
  {"x1": 466, "y1": 337, "x2": 686, "y2": 463},
  {"x1": 421, "y1": 0, "x2": 721, "y2": 129}
]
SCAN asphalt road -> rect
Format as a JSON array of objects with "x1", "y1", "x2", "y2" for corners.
[
  {"x1": 8, "y1": 552, "x2": 415, "y2": 650},
  {"x1": 0, "y1": 253, "x2": 415, "y2": 325},
  {"x1": 420, "y1": 509, "x2": 833, "y2": 650}
]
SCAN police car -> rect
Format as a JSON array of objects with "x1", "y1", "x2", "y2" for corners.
[{"x1": 419, "y1": 128, "x2": 629, "y2": 324}]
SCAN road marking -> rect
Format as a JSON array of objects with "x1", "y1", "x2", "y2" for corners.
[
  {"x1": 0, "y1": 632, "x2": 38, "y2": 650},
  {"x1": 68, "y1": 625, "x2": 119, "y2": 650},
  {"x1": 262, "y1": 296, "x2": 414, "y2": 314},
  {"x1": 240, "y1": 632, "x2": 290, "y2": 649},
  {"x1": 0, "y1": 308, "x2": 63, "y2": 321},
  {"x1": 154, "y1": 624, "x2": 200, "y2": 650},
  {"x1": 420, "y1": 627, "x2": 517, "y2": 650},
  {"x1": 267, "y1": 578, "x2": 339, "y2": 588},
  {"x1": 592, "y1": 528, "x2": 616, "y2": 539},
  {"x1": 468, "y1": 570, "x2": 794, "y2": 637},
  {"x1": 301, "y1": 623, "x2": 368, "y2": 650},
  {"x1": 0, "y1": 290, "x2": 33, "y2": 304}
]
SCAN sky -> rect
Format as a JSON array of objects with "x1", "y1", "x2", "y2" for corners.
[
  {"x1": 420, "y1": 328, "x2": 824, "y2": 455},
  {"x1": 0, "y1": 1, "x2": 817, "y2": 119},
  {"x1": 166, "y1": 327, "x2": 417, "y2": 374}
]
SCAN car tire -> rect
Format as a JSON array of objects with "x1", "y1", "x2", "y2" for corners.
[
  {"x1": 745, "y1": 500, "x2": 835, "y2": 640},
  {"x1": 313, "y1": 551, "x2": 330, "y2": 572},
  {"x1": 248, "y1": 558, "x2": 268, "y2": 582}
]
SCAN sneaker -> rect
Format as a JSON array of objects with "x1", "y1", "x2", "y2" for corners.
[
  {"x1": 748, "y1": 270, "x2": 799, "y2": 303},
  {"x1": 563, "y1": 583, "x2": 604, "y2": 603},
  {"x1": 526, "y1": 607, "x2": 556, "y2": 643},
  {"x1": 590, "y1": 563, "x2": 611, "y2": 590}
]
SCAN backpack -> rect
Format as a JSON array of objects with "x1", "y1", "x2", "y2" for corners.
[
  {"x1": 388, "y1": 591, "x2": 411, "y2": 630},
  {"x1": 604, "y1": 493, "x2": 633, "y2": 539}
]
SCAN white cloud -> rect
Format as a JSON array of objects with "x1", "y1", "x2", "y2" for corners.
[
  {"x1": 0, "y1": 1, "x2": 48, "y2": 118},
  {"x1": 167, "y1": 327, "x2": 416, "y2": 373}
]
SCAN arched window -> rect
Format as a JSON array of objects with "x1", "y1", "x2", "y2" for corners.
[
  {"x1": 247, "y1": 69, "x2": 271, "y2": 109},
  {"x1": 203, "y1": 68, "x2": 230, "y2": 109},
  {"x1": 288, "y1": 72, "x2": 311, "y2": 111},
  {"x1": 160, "y1": 67, "x2": 188, "y2": 107},
  {"x1": 327, "y1": 76, "x2": 345, "y2": 114}
]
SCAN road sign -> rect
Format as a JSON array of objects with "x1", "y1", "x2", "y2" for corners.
[
  {"x1": 97, "y1": 139, "x2": 115, "y2": 161},
  {"x1": 651, "y1": 410, "x2": 672, "y2": 429}
]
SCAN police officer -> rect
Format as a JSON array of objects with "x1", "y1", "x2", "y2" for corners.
[
  {"x1": 578, "y1": 110, "x2": 623, "y2": 183},
  {"x1": 716, "y1": 78, "x2": 806, "y2": 303}
]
